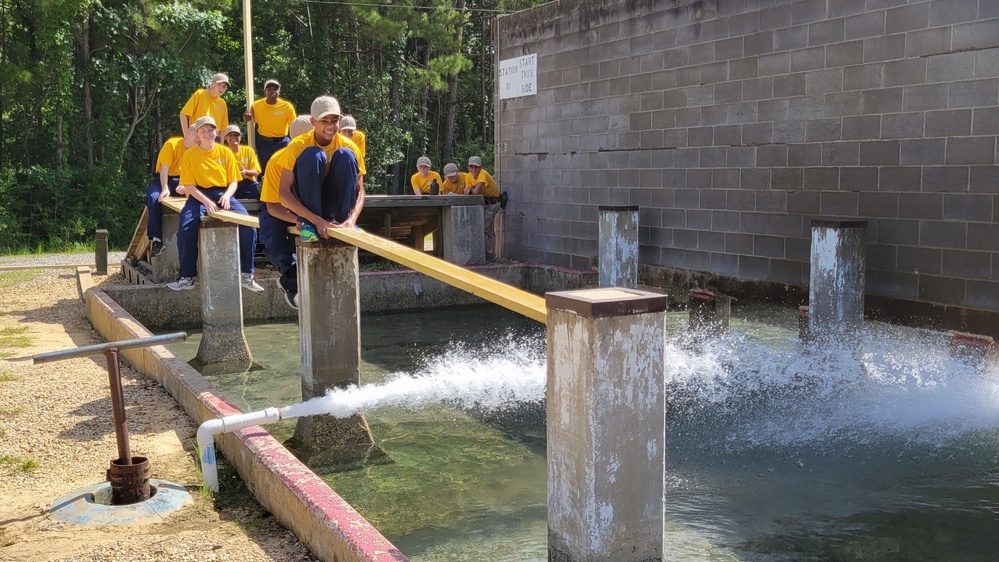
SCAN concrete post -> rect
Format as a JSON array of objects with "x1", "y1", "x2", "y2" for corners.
[
  {"x1": 687, "y1": 288, "x2": 731, "y2": 334},
  {"x1": 195, "y1": 219, "x2": 251, "y2": 366},
  {"x1": 808, "y1": 220, "x2": 868, "y2": 342},
  {"x1": 442, "y1": 204, "x2": 485, "y2": 265},
  {"x1": 598, "y1": 206, "x2": 639, "y2": 289},
  {"x1": 95, "y1": 229, "x2": 108, "y2": 275},
  {"x1": 545, "y1": 287, "x2": 667, "y2": 562},
  {"x1": 293, "y1": 238, "x2": 375, "y2": 460},
  {"x1": 152, "y1": 214, "x2": 181, "y2": 284}
]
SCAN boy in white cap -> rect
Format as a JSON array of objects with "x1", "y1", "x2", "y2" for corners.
[
  {"x1": 410, "y1": 156, "x2": 442, "y2": 195},
  {"x1": 242, "y1": 79, "x2": 296, "y2": 173},
  {"x1": 338, "y1": 115, "x2": 366, "y2": 161},
  {"x1": 168, "y1": 116, "x2": 262, "y2": 292},
  {"x1": 222, "y1": 124, "x2": 262, "y2": 199},
  {"x1": 439, "y1": 162, "x2": 465, "y2": 195},
  {"x1": 180, "y1": 73, "x2": 230, "y2": 139},
  {"x1": 274, "y1": 95, "x2": 366, "y2": 243},
  {"x1": 257, "y1": 115, "x2": 313, "y2": 310},
  {"x1": 464, "y1": 155, "x2": 501, "y2": 261}
]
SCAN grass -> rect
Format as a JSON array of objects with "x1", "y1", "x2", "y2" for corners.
[
  {"x1": 0, "y1": 326, "x2": 30, "y2": 351},
  {"x1": 0, "y1": 406, "x2": 23, "y2": 417},
  {"x1": 0, "y1": 241, "x2": 96, "y2": 256},
  {"x1": 0, "y1": 373, "x2": 19, "y2": 382},
  {"x1": 0, "y1": 270, "x2": 41, "y2": 288},
  {"x1": 0, "y1": 455, "x2": 38, "y2": 473}
]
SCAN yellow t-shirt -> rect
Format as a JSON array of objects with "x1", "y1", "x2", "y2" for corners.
[
  {"x1": 155, "y1": 137, "x2": 188, "y2": 176},
  {"x1": 235, "y1": 145, "x2": 261, "y2": 180},
  {"x1": 275, "y1": 130, "x2": 366, "y2": 176},
  {"x1": 464, "y1": 168, "x2": 499, "y2": 198},
  {"x1": 179, "y1": 143, "x2": 240, "y2": 189},
  {"x1": 440, "y1": 172, "x2": 466, "y2": 195},
  {"x1": 260, "y1": 148, "x2": 288, "y2": 204},
  {"x1": 250, "y1": 98, "x2": 296, "y2": 138},
  {"x1": 410, "y1": 171, "x2": 443, "y2": 194},
  {"x1": 351, "y1": 130, "x2": 366, "y2": 161},
  {"x1": 180, "y1": 89, "x2": 228, "y2": 132}
]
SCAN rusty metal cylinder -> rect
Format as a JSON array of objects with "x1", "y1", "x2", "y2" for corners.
[{"x1": 108, "y1": 456, "x2": 151, "y2": 505}]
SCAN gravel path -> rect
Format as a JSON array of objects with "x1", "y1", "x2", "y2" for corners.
[
  {"x1": 0, "y1": 251, "x2": 127, "y2": 268},
  {"x1": 0, "y1": 261, "x2": 318, "y2": 561}
]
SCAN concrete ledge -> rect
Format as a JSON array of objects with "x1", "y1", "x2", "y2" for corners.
[
  {"x1": 76, "y1": 267, "x2": 93, "y2": 302},
  {"x1": 84, "y1": 288, "x2": 408, "y2": 562}
]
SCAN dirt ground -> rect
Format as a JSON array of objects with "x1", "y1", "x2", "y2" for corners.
[{"x1": 0, "y1": 267, "x2": 319, "y2": 561}]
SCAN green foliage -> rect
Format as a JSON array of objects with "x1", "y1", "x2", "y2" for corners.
[{"x1": 0, "y1": 0, "x2": 548, "y2": 249}]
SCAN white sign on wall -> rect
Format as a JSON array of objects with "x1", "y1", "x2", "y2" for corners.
[{"x1": 499, "y1": 54, "x2": 537, "y2": 99}]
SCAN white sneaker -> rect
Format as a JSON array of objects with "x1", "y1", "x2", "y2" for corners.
[
  {"x1": 241, "y1": 273, "x2": 264, "y2": 292},
  {"x1": 167, "y1": 277, "x2": 196, "y2": 291}
]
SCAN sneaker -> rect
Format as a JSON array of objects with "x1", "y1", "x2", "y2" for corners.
[
  {"x1": 277, "y1": 278, "x2": 298, "y2": 310},
  {"x1": 151, "y1": 238, "x2": 164, "y2": 257},
  {"x1": 167, "y1": 277, "x2": 196, "y2": 291},
  {"x1": 299, "y1": 222, "x2": 320, "y2": 243},
  {"x1": 241, "y1": 273, "x2": 264, "y2": 292}
]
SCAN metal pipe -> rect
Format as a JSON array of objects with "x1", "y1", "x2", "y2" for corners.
[
  {"x1": 32, "y1": 332, "x2": 187, "y2": 364},
  {"x1": 105, "y1": 348, "x2": 132, "y2": 464}
]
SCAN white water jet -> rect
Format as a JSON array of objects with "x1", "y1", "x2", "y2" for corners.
[{"x1": 280, "y1": 345, "x2": 546, "y2": 420}]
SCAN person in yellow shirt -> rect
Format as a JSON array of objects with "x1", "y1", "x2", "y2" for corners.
[
  {"x1": 222, "y1": 124, "x2": 262, "y2": 199},
  {"x1": 274, "y1": 96, "x2": 366, "y2": 243},
  {"x1": 179, "y1": 73, "x2": 230, "y2": 140},
  {"x1": 338, "y1": 115, "x2": 366, "y2": 190},
  {"x1": 167, "y1": 116, "x2": 262, "y2": 293},
  {"x1": 410, "y1": 156, "x2": 442, "y2": 195},
  {"x1": 439, "y1": 163, "x2": 466, "y2": 195},
  {"x1": 242, "y1": 79, "x2": 296, "y2": 173},
  {"x1": 464, "y1": 156, "x2": 501, "y2": 261},
  {"x1": 258, "y1": 115, "x2": 312, "y2": 310},
  {"x1": 146, "y1": 135, "x2": 196, "y2": 257}
]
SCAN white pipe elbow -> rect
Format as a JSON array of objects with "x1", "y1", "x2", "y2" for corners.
[{"x1": 197, "y1": 407, "x2": 283, "y2": 492}]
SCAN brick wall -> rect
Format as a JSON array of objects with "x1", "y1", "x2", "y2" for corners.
[{"x1": 495, "y1": 0, "x2": 999, "y2": 315}]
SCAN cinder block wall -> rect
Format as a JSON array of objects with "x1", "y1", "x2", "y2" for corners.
[{"x1": 496, "y1": 0, "x2": 999, "y2": 317}]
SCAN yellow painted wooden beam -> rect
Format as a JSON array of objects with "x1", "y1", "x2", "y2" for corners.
[
  {"x1": 160, "y1": 196, "x2": 547, "y2": 324},
  {"x1": 326, "y1": 226, "x2": 548, "y2": 324},
  {"x1": 160, "y1": 197, "x2": 261, "y2": 228}
]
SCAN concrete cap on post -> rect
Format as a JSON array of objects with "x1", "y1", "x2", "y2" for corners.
[{"x1": 546, "y1": 287, "x2": 668, "y2": 318}]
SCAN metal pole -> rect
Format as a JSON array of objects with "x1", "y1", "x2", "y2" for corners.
[
  {"x1": 105, "y1": 348, "x2": 132, "y2": 464},
  {"x1": 32, "y1": 332, "x2": 187, "y2": 364}
]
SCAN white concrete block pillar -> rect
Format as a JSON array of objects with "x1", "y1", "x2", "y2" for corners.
[
  {"x1": 195, "y1": 219, "x2": 251, "y2": 366},
  {"x1": 442, "y1": 203, "x2": 485, "y2": 265},
  {"x1": 293, "y1": 237, "x2": 374, "y2": 455},
  {"x1": 545, "y1": 287, "x2": 667, "y2": 562},
  {"x1": 598, "y1": 206, "x2": 639, "y2": 289},
  {"x1": 152, "y1": 213, "x2": 181, "y2": 283},
  {"x1": 809, "y1": 220, "x2": 868, "y2": 342}
]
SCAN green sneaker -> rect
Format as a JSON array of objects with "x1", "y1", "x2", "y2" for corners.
[{"x1": 300, "y1": 222, "x2": 320, "y2": 243}]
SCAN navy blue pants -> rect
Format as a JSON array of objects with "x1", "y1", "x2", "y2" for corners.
[
  {"x1": 177, "y1": 188, "x2": 256, "y2": 278},
  {"x1": 258, "y1": 203, "x2": 297, "y2": 292},
  {"x1": 257, "y1": 137, "x2": 289, "y2": 176},
  {"x1": 235, "y1": 178, "x2": 261, "y2": 200},
  {"x1": 145, "y1": 174, "x2": 180, "y2": 241},
  {"x1": 292, "y1": 147, "x2": 359, "y2": 224}
]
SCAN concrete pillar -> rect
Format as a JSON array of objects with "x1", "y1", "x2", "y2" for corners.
[
  {"x1": 152, "y1": 214, "x2": 181, "y2": 284},
  {"x1": 95, "y1": 229, "x2": 108, "y2": 275},
  {"x1": 598, "y1": 206, "x2": 638, "y2": 289},
  {"x1": 545, "y1": 287, "x2": 667, "y2": 562},
  {"x1": 442, "y1": 204, "x2": 485, "y2": 265},
  {"x1": 809, "y1": 220, "x2": 867, "y2": 342},
  {"x1": 293, "y1": 238, "x2": 375, "y2": 459},
  {"x1": 195, "y1": 219, "x2": 251, "y2": 366},
  {"x1": 687, "y1": 288, "x2": 731, "y2": 334}
]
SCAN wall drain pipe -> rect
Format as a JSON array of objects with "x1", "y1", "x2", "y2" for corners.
[{"x1": 198, "y1": 407, "x2": 287, "y2": 492}]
